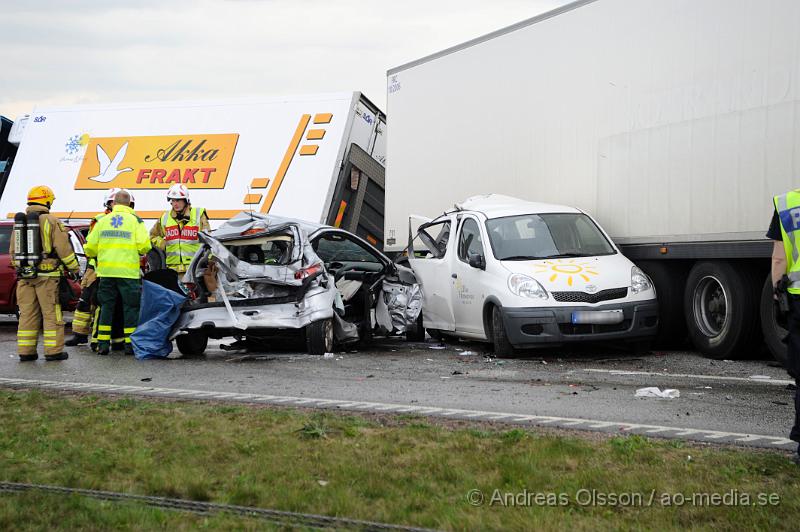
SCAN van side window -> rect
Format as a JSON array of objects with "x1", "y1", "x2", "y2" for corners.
[
  {"x1": 457, "y1": 218, "x2": 484, "y2": 263},
  {"x1": 412, "y1": 220, "x2": 450, "y2": 259}
]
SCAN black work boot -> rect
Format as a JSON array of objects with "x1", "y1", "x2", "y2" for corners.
[
  {"x1": 124, "y1": 345, "x2": 135, "y2": 356},
  {"x1": 65, "y1": 333, "x2": 88, "y2": 346},
  {"x1": 44, "y1": 352, "x2": 69, "y2": 361},
  {"x1": 98, "y1": 345, "x2": 110, "y2": 356},
  {"x1": 19, "y1": 354, "x2": 38, "y2": 362},
  {"x1": 111, "y1": 342, "x2": 125, "y2": 352}
]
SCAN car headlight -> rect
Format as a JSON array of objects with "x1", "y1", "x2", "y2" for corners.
[
  {"x1": 631, "y1": 266, "x2": 653, "y2": 294},
  {"x1": 508, "y1": 273, "x2": 548, "y2": 299}
]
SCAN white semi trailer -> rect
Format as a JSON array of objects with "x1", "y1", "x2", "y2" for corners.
[{"x1": 385, "y1": 0, "x2": 799, "y2": 364}]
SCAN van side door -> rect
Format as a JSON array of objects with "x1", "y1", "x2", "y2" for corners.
[
  {"x1": 407, "y1": 215, "x2": 456, "y2": 332},
  {"x1": 451, "y1": 216, "x2": 488, "y2": 337}
]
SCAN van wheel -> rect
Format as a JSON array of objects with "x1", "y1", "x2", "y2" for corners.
[
  {"x1": 176, "y1": 331, "x2": 208, "y2": 357},
  {"x1": 684, "y1": 261, "x2": 758, "y2": 359},
  {"x1": 759, "y1": 274, "x2": 791, "y2": 373},
  {"x1": 492, "y1": 306, "x2": 515, "y2": 357},
  {"x1": 405, "y1": 314, "x2": 426, "y2": 342},
  {"x1": 307, "y1": 319, "x2": 334, "y2": 355},
  {"x1": 637, "y1": 260, "x2": 688, "y2": 348}
]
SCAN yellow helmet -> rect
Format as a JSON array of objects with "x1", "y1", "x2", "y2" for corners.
[{"x1": 27, "y1": 185, "x2": 56, "y2": 206}]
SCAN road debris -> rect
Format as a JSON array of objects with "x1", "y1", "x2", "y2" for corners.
[
  {"x1": 429, "y1": 345, "x2": 447, "y2": 350},
  {"x1": 323, "y1": 353, "x2": 334, "y2": 359},
  {"x1": 635, "y1": 387, "x2": 680, "y2": 399}
]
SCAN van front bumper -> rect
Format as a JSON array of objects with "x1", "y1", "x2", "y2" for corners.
[{"x1": 500, "y1": 300, "x2": 658, "y2": 347}]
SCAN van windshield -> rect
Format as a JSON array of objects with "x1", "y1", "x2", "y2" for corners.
[{"x1": 485, "y1": 213, "x2": 616, "y2": 260}]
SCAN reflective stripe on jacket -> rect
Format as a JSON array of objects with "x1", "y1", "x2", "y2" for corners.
[
  {"x1": 84, "y1": 205, "x2": 151, "y2": 279},
  {"x1": 163, "y1": 207, "x2": 205, "y2": 269},
  {"x1": 774, "y1": 190, "x2": 800, "y2": 294}
]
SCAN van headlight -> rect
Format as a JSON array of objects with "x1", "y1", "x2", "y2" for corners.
[
  {"x1": 631, "y1": 266, "x2": 653, "y2": 294},
  {"x1": 508, "y1": 273, "x2": 548, "y2": 299}
]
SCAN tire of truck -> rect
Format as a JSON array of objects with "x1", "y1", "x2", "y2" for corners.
[
  {"x1": 636, "y1": 260, "x2": 688, "y2": 348},
  {"x1": 176, "y1": 331, "x2": 208, "y2": 357},
  {"x1": 492, "y1": 306, "x2": 515, "y2": 358},
  {"x1": 405, "y1": 314, "x2": 426, "y2": 342},
  {"x1": 306, "y1": 318, "x2": 334, "y2": 356},
  {"x1": 426, "y1": 328, "x2": 443, "y2": 341},
  {"x1": 684, "y1": 261, "x2": 759, "y2": 359},
  {"x1": 759, "y1": 274, "x2": 789, "y2": 370}
]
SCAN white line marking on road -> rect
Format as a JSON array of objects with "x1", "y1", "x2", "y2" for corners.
[
  {"x1": 0, "y1": 377, "x2": 792, "y2": 449},
  {"x1": 582, "y1": 368, "x2": 794, "y2": 386}
]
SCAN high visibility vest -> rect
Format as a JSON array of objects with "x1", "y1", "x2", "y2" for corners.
[
  {"x1": 86, "y1": 212, "x2": 106, "y2": 269},
  {"x1": 774, "y1": 190, "x2": 800, "y2": 295},
  {"x1": 88, "y1": 206, "x2": 146, "y2": 279},
  {"x1": 162, "y1": 207, "x2": 205, "y2": 270}
]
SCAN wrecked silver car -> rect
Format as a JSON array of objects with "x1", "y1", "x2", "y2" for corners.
[{"x1": 170, "y1": 213, "x2": 422, "y2": 356}]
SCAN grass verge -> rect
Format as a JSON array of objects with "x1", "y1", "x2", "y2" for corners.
[{"x1": 0, "y1": 389, "x2": 798, "y2": 530}]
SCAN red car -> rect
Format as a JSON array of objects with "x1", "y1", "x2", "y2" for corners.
[{"x1": 0, "y1": 219, "x2": 90, "y2": 315}]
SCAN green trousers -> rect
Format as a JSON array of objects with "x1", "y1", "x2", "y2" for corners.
[{"x1": 97, "y1": 278, "x2": 141, "y2": 348}]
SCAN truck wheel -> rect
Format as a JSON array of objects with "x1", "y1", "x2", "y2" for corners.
[
  {"x1": 405, "y1": 314, "x2": 426, "y2": 342},
  {"x1": 684, "y1": 261, "x2": 758, "y2": 359},
  {"x1": 759, "y1": 274, "x2": 789, "y2": 370},
  {"x1": 492, "y1": 306, "x2": 515, "y2": 357},
  {"x1": 637, "y1": 260, "x2": 688, "y2": 348},
  {"x1": 176, "y1": 331, "x2": 208, "y2": 357},
  {"x1": 306, "y1": 319, "x2": 334, "y2": 355}
]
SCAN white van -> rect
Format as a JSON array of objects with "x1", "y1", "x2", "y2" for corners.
[{"x1": 407, "y1": 195, "x2": 658, "y2": 355}]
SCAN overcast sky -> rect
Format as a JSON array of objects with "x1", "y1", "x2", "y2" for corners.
[{"x1": 1, "y1": 0, "x2": 567, "y2": 119}]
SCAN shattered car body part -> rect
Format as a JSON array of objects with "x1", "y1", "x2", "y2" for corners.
[
  {"x1": 635, "y1": 387, "x2": 680, "y2": 399},
  {"x1": 172, "y1": 212, "x2": 420, "y2": 356}
]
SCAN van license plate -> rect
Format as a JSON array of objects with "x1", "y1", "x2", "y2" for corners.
[{"x1": 571, "y1": 310, "x2": 624, "y2": 325}]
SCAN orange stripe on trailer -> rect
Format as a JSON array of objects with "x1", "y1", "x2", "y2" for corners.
[
  {"x1": 333, "y1": 201, "x2": 347, "y2": 228},
  {"x1": 243, "y1": 194, "x2": 263, "y2": 204},
  {"x1": 250, "y1": 178, "x2": 270, "y2": 189},
  {"x1": 366, "y1": 234, "x2": 378, "y2": 245},
  {"x1": 313, "y1": 113, "x2": 332, "y2": 124},
  {"x1": 306, "y1": 129, "x2": 326, "y2": 140},
  {"x1": 260, "y1": 114, "x2": 311, "y2": 214},
  {"x1": 299, "y1": 145, "x2": 319, "y2": 156}
]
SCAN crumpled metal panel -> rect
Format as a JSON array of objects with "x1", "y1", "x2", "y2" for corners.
[{"x1": 375, "y1": 280, "x2": 423, "y2": 333}]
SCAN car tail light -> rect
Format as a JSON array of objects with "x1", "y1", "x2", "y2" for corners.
[{"x1": 294, "y1": 263, "x2": 323, "y2": 280}]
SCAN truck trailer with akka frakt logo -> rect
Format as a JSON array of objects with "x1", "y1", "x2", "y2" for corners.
[
  {"x1": 384, "y1": 0, "x2": 798, "y2": 365},
  {"x1": 2, "y1": 92, "x2": 387, "y2": 248}
]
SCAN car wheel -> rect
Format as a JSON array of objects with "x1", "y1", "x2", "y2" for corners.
[
  {"x1": 492, "y1": 306, "x2": 515, "y2": 357},
  {"x1": 176, "y1": 331, "x2": 208, "y2": 357},
  {"x1": 759, "y1": 274, "x2": 790, "y2": 373},
  {"x1": 307, "y1": 319, "x2": 334, "y2": 355},
  {"x1": 405, "y1": 314, "x2": 426, "y2": 342},
  {"x1": 684, "y1": 261, "x2": 759, "y2": 359}
]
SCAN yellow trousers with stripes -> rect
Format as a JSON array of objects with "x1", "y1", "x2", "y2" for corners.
[{"x1": 16, "y1": 276, "x2": 64, "y2": 356}]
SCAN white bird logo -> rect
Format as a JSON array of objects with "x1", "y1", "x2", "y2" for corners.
[{"x1": 88, "y1": 142, "x2": 133, "y2": 183}]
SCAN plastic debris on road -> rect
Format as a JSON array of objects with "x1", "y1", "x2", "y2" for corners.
[
  {"x1": 635, "y1": 387, "x2": 680, "y2": 399},
  {"x1": 458, "y1": 351, "x2": 476, "y2": 356},
  {"x1": 429, "y1": 345, "x2": 447, "y2": 350},
  {"x1": 323, "y1": 353, "x2": 335, "y2": 359}
]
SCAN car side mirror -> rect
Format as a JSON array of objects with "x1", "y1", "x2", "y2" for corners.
[{"x1": 468, "y1": 252, "x2": 486, "y2": 270}]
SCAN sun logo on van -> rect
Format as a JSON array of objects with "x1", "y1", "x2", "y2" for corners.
[{"x1": 534, "y1": 259, "x2": 598, "y2": 287}]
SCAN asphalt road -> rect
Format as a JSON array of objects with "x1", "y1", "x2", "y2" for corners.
[{"x1": 0, "y1": 315, "x2": 796, "y2": 450}]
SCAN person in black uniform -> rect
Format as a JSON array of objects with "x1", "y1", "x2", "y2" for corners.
[{"x1": 767, "y1": 195, "x2": 800, "y2": 465}]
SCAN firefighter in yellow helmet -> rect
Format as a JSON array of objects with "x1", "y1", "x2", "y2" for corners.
[
  {"x1": 9, "y1": 185, "x2": 81, "y2": 361},
  {"x1": 150, "y1": 184, "x2": 210, "y2": 273},
  {"x1": 84, "y1": 189, "x2": 151, "y2": 356},
  {"x1": 66, "y1": 188, "x2": 121, "y2": 348}
]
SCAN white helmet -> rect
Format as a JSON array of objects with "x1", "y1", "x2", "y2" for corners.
[
  {"x1": 167, "y1": 184, "x2": 190, "y2": 203},
  {"x1": 104, "y1": 187, "x2": 121, "y2": 208}
]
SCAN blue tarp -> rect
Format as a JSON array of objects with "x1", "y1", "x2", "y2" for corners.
[{"x1": 131, "y1": 280, "x2": 186, "y2": 360}]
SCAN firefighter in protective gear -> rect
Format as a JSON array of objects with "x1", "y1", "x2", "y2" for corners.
[
  {"x1": 149, "y1": 184, "x2": 210, "y2": 273},
  {"x1": 66, "y1": 188, "x2": 121, "y2": 347},
  {"x1": 84, "y1": 189, "x2": 151, "y2": 356},
  {"x1": 9, "y1": 185, "x2": 80, "y2": 361}
]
